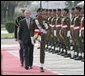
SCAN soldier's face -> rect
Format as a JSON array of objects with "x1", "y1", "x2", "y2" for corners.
[
  {"x1": 57, "y1": 11, "x2": 61, "y2": 16},
  {"x1": 53, "y1": 12, "x2": 56, "y2": 16},
  {"x1": 25, "y1": 11, "x2": 31, "y2": 18},
  {"x1": 42, "y1": 11, "x2": 44, "y2": 15},
  {"x1": 49, "y1": 11, "x2": 51, "y2": 16},
  {"x1": 74, "y1": 9, "x2": 79, "y2": 14},
  {"x1": 62, "y1": 10, "x2": 66, "y2": 16},
  {"x1": 38, "y1": 11, "x2": 41, "y2": 15},
  {"x1": 71, "y1": 10, "x2": 75, "y2": 15},
  {"x1": 81, "y1": 8, "x2": 84, "y2": 14}
]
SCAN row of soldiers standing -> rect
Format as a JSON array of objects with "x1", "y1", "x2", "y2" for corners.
[{"x1": 36, "y1": 6, "x2": 84, "y2": 62}]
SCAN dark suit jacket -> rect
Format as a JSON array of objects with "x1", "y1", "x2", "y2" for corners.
[{"x1": 18, "y1": 18, "x2": 34, "y2": 44}]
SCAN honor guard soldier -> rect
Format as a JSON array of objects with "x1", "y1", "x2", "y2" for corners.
[
  {"x1": 42, "y1": 9, "x2": 49, "y2": 51},
  {"x1": 15, "y1": 9, "x2": 25, "y2": 66},
  {"x1": 80, "y1": 7, "x2": 84, "y2": 62},
  {"x1": 60, "y1": 8, "x2": 71, "y2": 57},
  {"x1": 73, "y1": 7, "x2": 82, "y2": 60},
  {"x1": 32, "y1": 8, "x2": 48, "y2": 72},
  {"x1": 48, "y1": 9, "x2": 56, "y2": 53},
  {"x1": 55, "y1": 9, "x2": 63, "y2": 54},
  {"x1": 46, "y1": 9, "x2": 53, "y2": 52},
  {"x1": 70, "y1": 8, "x2": 76, "y2": 59},
  {"x1": 50, "y1": 9, "x2": 57, "y2": 54},
  {"x1": 74, "y1": 7, "x2": 84, "y2": 60}
]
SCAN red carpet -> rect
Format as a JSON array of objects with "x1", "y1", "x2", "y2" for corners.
[{"x1": 1, "y1": 47, "x2": 58, "y2": 75}]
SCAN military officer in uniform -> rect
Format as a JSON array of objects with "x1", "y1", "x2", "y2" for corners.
[
  {"x1": 73, "y1": 7, "x2": 82, "y2": 60},
  {"x1": 54, "y1": 9, "x2": 64, "y2": 54},
  {"x1": 32, "y1": 8, "x2": 48, "y2": 72},
  {"x1": 46, "y1": 9, "x2": 53, "y2": 52},
  {"x1": 50, "y1": 9, "x2": 56, "y2": 53},
  {"x1": 70, "y1": 7, "x2": 76, "y2": 59},
  {"x1": 60, "y1": 8, "x2": 71, "y2": 57},
  {"x1": 42, "y1": 9, "x2": 49, "y2": 51},
  {"x1": 15, "y1": 9, "x2": 25, "y2": 66},
  {"x1": 74, "y1": 7, "x2": 84, "y2": 60},
  {"x1": 80, "y1": 7, "x2": 84, "y2": 62}
]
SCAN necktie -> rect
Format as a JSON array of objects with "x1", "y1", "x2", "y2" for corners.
[{"x1": 27, "y1": 19, "x2": 30, "y2": 28}]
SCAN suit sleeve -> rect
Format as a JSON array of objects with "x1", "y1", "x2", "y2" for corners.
[{"x1": 18, "y1": 21, "x2": 23, "y2": 40}]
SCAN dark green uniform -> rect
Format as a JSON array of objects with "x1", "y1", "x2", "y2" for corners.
[
  {"x1": 51, "y1": 16, "x2": 56, "y2": 53},
  {"x1": 61, "y1": 16, "x2": 70, "y2": 55},
  {"x1": 73, "y1": 15, "x2": 82, "y2": 58},
  {"x1": 70, "y1": 16, "x2": 75, "y2": 45},
  {"x1": 70, "y1": 16, "x2": 75, "y2": 58},
  {"x1": 32, "y1": 15, "x2": 47, "y2": 64},
  {"x1": 81, "y1": 17, "x2": 84, "y2": 61},
  {"x1": 47, "y1": 16, "x2": 53, "y2": 52},
  {"x1": 55, "y1": 16, "x2": 63, "y2": 53}
]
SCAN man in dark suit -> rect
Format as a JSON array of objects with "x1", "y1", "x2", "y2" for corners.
[{"x1": 18, "y1": 9, "x2": 34, "y2": 70}]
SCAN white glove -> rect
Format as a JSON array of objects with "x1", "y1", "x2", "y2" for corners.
[
  {"x1": 79, "y1": 29, "x2": 81, "y2": 37},
  {"x1": 54, "y1": 30, "x2": 56, "y2": 36},
  {"x1": 31, "y1": 37, "x2": 34, "y2": 45},
  {"x1": 43, "y1": 23, "x2": 48, "y2": 29},
  {"x1": 41, "y1": 29, "x2": 47, "y2": 34},
  {"x1": 67, "y1": 31, "x2": 70, "y2": 37},
  {"x1": 35, "y1": 19, "x2": 39, "y2": 25}
]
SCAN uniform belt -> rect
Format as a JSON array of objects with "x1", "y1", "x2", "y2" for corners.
[
  {"x1": 49, "y1": 24, "x2": 52, "y2": 27},
  {"x1": 56, "y1": 24, "x2": 61, "y2": 28},
  {"x1": 81, "y1": 27, "x2": 84, "y2": 31},
  {"x1": 35, "y1": 28, "x2": 46, "y2": 34},
  {"x1": 62, "y1": 25, "x2": 67, "y2": 29},
  {"x1": 34, "y1": 29, "x2": 41, "y2": 33},
  {"x1": 70, "y1": 25, "x2": 74, "y2": 29},
  {"x1": 73, "y1": 26, "x2": 80, "y2": 31},
  {"x1": 49, "y1": 24, "x2": 54, "y2": 28}
]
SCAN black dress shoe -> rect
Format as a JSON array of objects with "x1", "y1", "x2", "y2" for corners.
[
  {"x1": 52, "y1": 50, "x2": 58, "y2": 54},
  {"x1": 74, "y1": 56, "x2": 82, "y2": 60},
  {"x1": 29, "y1": 66, "x2": 32, "y2": 69},
  {"x1": 61, "y1": 52, "x2": 67, "y2": 56},
  {"x1": 70, "y1": 56, "x2": 74, "y2": 59},
  {"x1": 57, "y1": 51, "x2": 62, "y2": 55},
  {"x1": 40, "y1": 67, "x2": 44, "y2": 72},
  {"x1": 49, "y1": 49, "x2": 52, "y2": 53},
  {"x1": 64, "y1": 54, "x2": 71, "y2": 58},
  {"x1": 72, "y1": 55, "x2": 78, "y2": 59},
  {"x1": 81, "y1": 58, "x2": 84, "y2": 62},
  {"x1": 25, "y1": 66, "x2": 29, "y2": 70}
]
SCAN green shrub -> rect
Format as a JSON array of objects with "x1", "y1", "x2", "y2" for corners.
[{"x1": 5, "y1": 19, "x2": 15, "y2": 33}]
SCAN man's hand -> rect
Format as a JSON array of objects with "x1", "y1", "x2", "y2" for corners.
[{"x1": 31, "y1": 37, "x2": 34, "y2": 45}]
